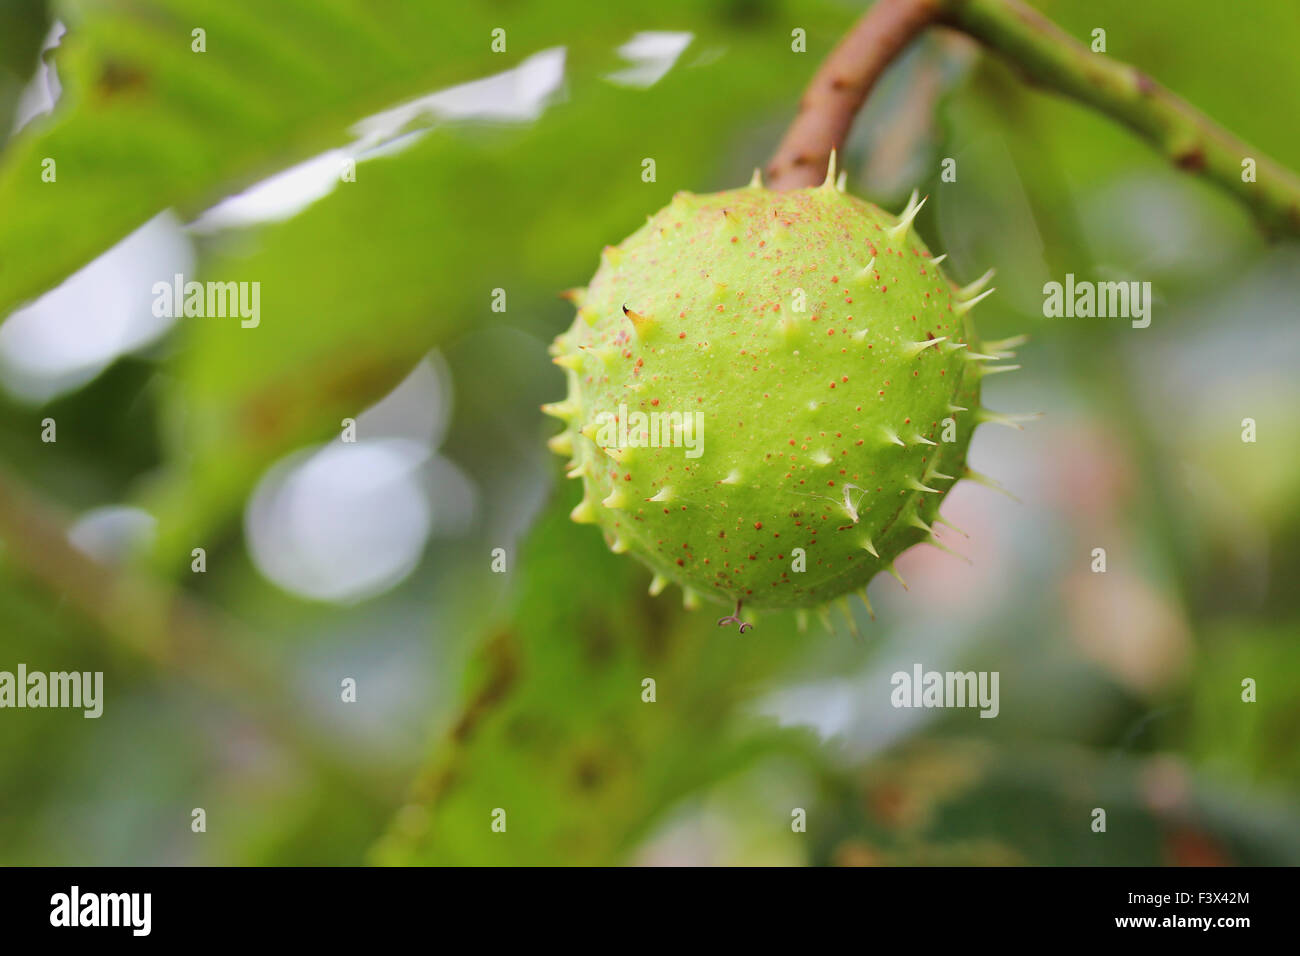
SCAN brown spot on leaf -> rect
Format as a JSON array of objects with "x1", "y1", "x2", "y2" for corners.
[{"x1": 96, "y1": 60, "x2": 149, "y2": 98}]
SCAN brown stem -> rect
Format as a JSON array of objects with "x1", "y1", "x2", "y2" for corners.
[
  {"x1": 768, "y1": 0, "x2": 1300, "y2": 237},
  {"x1": 766, "y1": 0, "x2": 941, "y2": 190}
]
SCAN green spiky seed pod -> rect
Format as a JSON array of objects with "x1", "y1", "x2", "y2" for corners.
[{"x1": 546, "y1": 158, "x2": 1019, "y2": 616}]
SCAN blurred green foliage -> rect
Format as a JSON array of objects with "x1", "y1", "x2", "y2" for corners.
[
  {"x1": 0, "y1": 0, "x2": 50, "y2": 150},
  {"x1": 0, "y1": 0, "x2": 1297, "y2": 865}
]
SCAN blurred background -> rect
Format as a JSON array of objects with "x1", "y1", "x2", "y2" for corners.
[{"x1": 0, "y1": 0, "x2": 1297, "y2": 865}]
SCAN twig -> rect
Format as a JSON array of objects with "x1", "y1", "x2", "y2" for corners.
[
  {"x1": 0, "y1": 463, "x2": 399, "y2": 802},
  {"x1": 940, "y1": 0, "x2": 1300, "y2": 236},
  {"x1": 770, "y1": 0, "x2": 1300, "y2": 237},
  {"x1": 767, "y1": 0, "x2": 941, "y2": 190},
  {"x1": 0, "y1": 463, "x2": 185, "y2": 665}
]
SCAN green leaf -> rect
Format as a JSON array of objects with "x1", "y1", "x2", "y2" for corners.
[
  {"x1": 134, "y1": 4, "x2": 858, "y2": 571},
  {"x1": 370, "y1": 488, "x2": 821, "y2": 865},
  {"x1": 0, "y1": 0, "x2": 815, "y2": 315}
]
